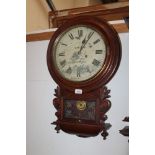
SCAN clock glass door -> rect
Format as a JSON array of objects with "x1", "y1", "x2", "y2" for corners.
[{"x1": 64, "y1": 100, "x2": 96, "y2": 121}]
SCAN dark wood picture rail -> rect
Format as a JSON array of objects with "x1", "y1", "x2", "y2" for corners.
[
  {"x1": 26, "y1": 31, "x2": 54, "y2": 42},
  {"x1": 26, "y1": 2, "x2": 129, "y2": 42},
  {"x1": 26, "y1": 23, "x2": 128, "y2": 42}
]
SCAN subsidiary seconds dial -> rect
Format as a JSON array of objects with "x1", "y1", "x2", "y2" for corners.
[{"x1": 53, "y1": 25, "x2": 107, "y2": 82}]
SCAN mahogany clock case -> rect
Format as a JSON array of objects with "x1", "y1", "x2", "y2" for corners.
[
  {"x1": 53, "y1": 85, "x2": 112, "y2": 138},
  {"x1": 47, "y1": 16, "x2": 122, "y2": 93},
  {"x1": 47, "y1": 16, "x2": 122, "y2": 138}
]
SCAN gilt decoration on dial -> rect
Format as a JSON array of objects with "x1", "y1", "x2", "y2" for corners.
[{"x1": 53, "y1": 25, "x2": 107, "y2": 82}]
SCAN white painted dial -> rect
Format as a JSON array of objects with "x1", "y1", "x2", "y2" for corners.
[{"x1": 53, "y1": 25, "x2": 107, "y2": 82}]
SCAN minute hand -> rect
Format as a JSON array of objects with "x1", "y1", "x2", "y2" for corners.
[{"x1": 78, "y1": 31, "x2": 94, "y2": 55}]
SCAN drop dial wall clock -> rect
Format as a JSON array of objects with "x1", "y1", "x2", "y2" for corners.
[{"x1": 47, "y1": 16, "x2": 121, "y2": 139}]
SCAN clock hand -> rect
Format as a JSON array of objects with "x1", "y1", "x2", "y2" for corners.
[
  {"x1": 78, "y1": 36, "x2": 87, "y2": 55},
  {"x1": 82, "y1": 35, "x2": 87, "y2": 44},
  {"x1": 84, "y1": 32, "x2": 94, "y2": 48},
  {"x1": 78, "y1": 32, "x2": 94, "y2": 55}
]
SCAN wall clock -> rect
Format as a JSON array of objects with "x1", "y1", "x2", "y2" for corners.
[{"x1": 47, "y1": 16, "x2": 121, "y2": 139}]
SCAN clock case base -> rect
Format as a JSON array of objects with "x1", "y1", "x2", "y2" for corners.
[{"x1": 51, "y1": 86, "x2": 111, "y2": 139}]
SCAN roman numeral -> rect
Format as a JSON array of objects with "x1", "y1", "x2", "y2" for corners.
[
  {"x1": 60, "y1": 60, "x2": 66, "y2": 68},
  {"x1": 95, "y1": 50, "x2": 103, "y2": 54},
  {"x1": 60, "y1": 43, "x2": 67, "y2": 46},
  {"x1": 78, "y1": 29, "x2": 83, "y2": 38},
  {"x1": 59, "y1": 52, "x2": 65, "y2": 56},
  {"x1": 66, "y1": 67, "x2": 72, "y2": 74},
  {"x1": 77, "y1": 67, "x2": 81, "y2": 77},
  {"x1": 93, "y1": 39, "x2": 100, "y2": 45},
  {"x1": 92, "y1": 59, "x2": 100, "y2": 66},
  {"x1": 68, "y1": 33, "x2": 74, "y2": 40},
  {"x1": 77, "y1": 70, "x2": 80, "y2": 77}
]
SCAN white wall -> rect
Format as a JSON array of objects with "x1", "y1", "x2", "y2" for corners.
[{"x1": 26, "y1": 33, "x2": 129, "y2": 155}]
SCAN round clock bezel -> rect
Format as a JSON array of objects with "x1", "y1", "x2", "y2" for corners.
[
  {"x1": 52, "y1": 24, "x2": 108, "y2": 82},
  {"x1": 47, "y1": 16, "x2": 121, "y2": 93}
]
